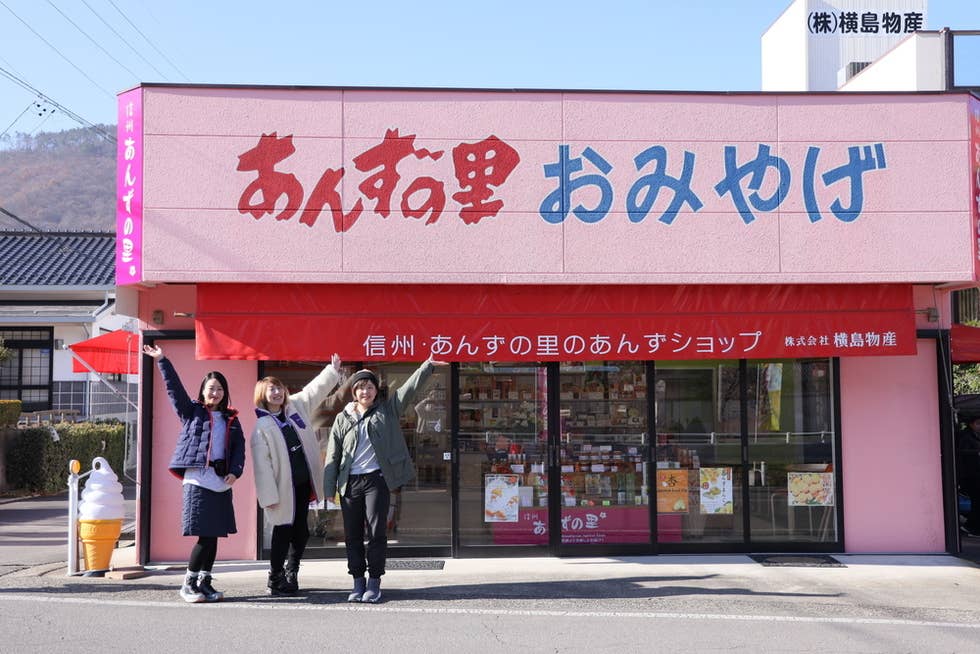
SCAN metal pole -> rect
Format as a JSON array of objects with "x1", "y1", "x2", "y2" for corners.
[{"x1": 67, "y1": 460, "x2": 92, "y2": 576}]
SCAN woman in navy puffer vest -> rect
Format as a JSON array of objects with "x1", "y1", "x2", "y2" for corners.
[{"x1": 144, "y1": 344, "x2": 245, "y2": 604}]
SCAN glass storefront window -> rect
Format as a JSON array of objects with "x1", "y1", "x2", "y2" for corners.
[
  {"x1": 457, "y1": 363, "x2": 548, "y2": 547},
  {"x1": 747, "y1": 359, "x2": 837, "y2": 543},
  {"x1": 558, "y1": 361, "x2": 650, "y2": 545},
  {"x1": 258, "y1": 360, "x2": 451, "y2": 554},
  {"x1": 655, "y1": 363, "x2": 743, "y2": 543},
  {"x1": 255, "y1": 356, "x2": 839, "y2": 556},
  {"x1": 654, "y1": 359, "x2": 837, "y2": 546}
]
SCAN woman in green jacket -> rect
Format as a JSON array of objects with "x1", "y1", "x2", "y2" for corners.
[{"x1": 323, "y1": 355, "x2": 446, "y2": 603}]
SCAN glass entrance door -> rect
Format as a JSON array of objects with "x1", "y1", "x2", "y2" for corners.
[
  {"x1": 455, "y1": 361, "x2": 654, "y2": 555},
  {"x1": 456, "y1": 363, "x2": 550, "y2": 552}
]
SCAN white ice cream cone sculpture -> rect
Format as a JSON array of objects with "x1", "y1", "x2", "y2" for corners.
[{"x1": 77, "y1": 457, "x2": 125, "y2": 571}]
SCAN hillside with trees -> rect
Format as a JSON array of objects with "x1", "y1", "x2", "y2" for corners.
[{"x1": 0, "y1": 126, "x2": 115, "y2": 231}]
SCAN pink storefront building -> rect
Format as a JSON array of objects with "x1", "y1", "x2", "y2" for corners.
[{"x1": 116, "y1": 85, "x2": 980, "y2": 563}]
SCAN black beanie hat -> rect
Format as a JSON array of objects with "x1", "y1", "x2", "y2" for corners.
[{"x1": 349, "y1": 369, "x2": 379, "y2": 393}]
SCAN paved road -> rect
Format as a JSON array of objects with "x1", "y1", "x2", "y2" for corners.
[
  {"x1": 2, "y1": 555, "x2": 980, "y2": 653},
  {"x1": 3, "y1": 490, "x2": 980, "y2": 652}
]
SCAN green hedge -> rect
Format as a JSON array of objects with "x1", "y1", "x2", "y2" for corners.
[
  {"x1": 5, "y1": 421, "x2": 126, "y2": 494},
  {"x1": 0, "y1": 400, "x2": 21, "y2": 427}
]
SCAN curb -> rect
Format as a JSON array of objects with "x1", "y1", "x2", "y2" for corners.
[{"x1": 3, "y1": 561, "x2": 66, "y2": 578}]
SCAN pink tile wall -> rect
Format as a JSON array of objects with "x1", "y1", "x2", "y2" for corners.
[
  {"x1": 840, "y1": 341, "x2": 945, "y2": 553},
  {"x1": 144, "y1": 339, "x2": 257, "y2": 563}
]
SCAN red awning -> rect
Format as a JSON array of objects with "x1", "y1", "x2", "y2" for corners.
[
  {"x1": 194, "y1": 283, "x2": 917, "y2": 362},
  {"x1": 952, "y1": 323, "x2": 980, "y2": 364},
  {"x1": 69, "y1": 330, "x2": 139, "y2": 374}
]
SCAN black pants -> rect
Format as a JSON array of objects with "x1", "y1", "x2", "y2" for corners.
[
  {"x1": 341, "y1": 471, "x2": 390, "y2": 578},
  {"x1": 269, "y1": 481, "x2": 311, "y2": 572}
]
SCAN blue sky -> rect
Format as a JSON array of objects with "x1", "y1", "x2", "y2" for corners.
[{"x1": 0, "y1": 0, "x2": 977, "y2": 136}]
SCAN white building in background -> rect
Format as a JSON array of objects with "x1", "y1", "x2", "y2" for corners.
[
  {"x1": 762, "y1": 0, "x2": 928, "y2": 91},
  {"x1": 0, "y1": 230, "x2": 137, "y2": 422}
]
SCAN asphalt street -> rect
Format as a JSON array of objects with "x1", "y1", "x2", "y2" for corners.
[{"x1": 2, "y1": 490, "x2": 980, "y2": 653}]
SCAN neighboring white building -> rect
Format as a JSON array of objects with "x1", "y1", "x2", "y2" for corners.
[
  {"x1": 837, "y1": 28, "x2": 947, "y2": 90},
  {"x1": 0, "y1": 230, "x2": 136, "y2": 421},
  {"x1": 762, "y1": 0, "x2": 928, "y2": 91}
]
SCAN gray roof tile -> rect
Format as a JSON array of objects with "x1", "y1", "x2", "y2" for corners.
[{"x1": 0, "y1": 231, "x2": 115, "y2": 287}]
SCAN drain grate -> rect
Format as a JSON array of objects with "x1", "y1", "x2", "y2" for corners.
[
  {"x1": 750, "y1": 554, "x2": 844, "y2": 568},
  {"x1": 385, "y1": 559, "x2": 445, "y2": 570}
]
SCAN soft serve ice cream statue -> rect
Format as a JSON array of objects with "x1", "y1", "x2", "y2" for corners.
[{"x1": 77, "y1": 457, "x2": 125, "y2": 571}]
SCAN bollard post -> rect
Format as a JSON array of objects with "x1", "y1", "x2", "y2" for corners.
[{"x1": 67, "y1": 459, "x2": 86, "y2": 576}]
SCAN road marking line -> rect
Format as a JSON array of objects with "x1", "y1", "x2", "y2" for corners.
[{"x1": 1, "y1": 594, "x2": 978, "y2": 629}]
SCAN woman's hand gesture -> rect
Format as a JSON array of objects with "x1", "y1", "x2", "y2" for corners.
[
  {"x1": 142, "y1": 344, "x2": 163, "y2": 359},
  {"x1": 331, "y1": 353, "x2": 342, "y2": 370},
  {"x1": 426, "y1": 353, "x2": 449, "y2": 366}
]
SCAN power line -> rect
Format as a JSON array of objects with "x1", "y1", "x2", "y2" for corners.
[
  {"x1": 0, "y1": 65, "x2": 114, "y2": 143},
  {"x1": 107, "y1": 0, "x2": 190, "y2": 82},
  {"x1": 44, "y1": 0, "x2": 144, "y2": 81},
  {"x1": 0, "y1": 0, "x2": 116, "y2": 99},
  {"x1": 0, "y1": 101, "x2": 36, "y2": 140},
  {"x1": 0, "y1": 206, "x2": 44, "y2": 233},
  {"x1": 80, "y1": 0, "x2": 171, "y2": 81}
]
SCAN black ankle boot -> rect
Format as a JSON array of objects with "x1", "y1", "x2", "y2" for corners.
[
  {"x1": 283, "y1": 564, "x2": 299, "y2": 594},
  {"x1": 197, "y1": 573, "x2": 224, "y2": 602},
  {"x1": 267, "y1": 570, "x2": 292, "y2": 596}
]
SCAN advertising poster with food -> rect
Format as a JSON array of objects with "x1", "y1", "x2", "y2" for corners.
[
  {"x1": 787, "y1": 472, "x2": 834, "y2": 506},
  {"x1": 656, "y1": 470, "x2": 689, "y2": 514},
  {"x1": 485, "y1": 474, "x2": 520, "y2": 522},
  {"x1": 699, "y1": 467, "x2": 733, "y2": 514}
]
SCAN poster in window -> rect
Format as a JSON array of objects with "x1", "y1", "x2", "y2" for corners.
[
  {"x1": 787, "y1": 472, "x2": 834, "y2": 506},
  {"x1": 656, "y1": 469, "x2": 689, "y2": 513},
  {"x1": 699, "y1": 467, "x2": 733, "y2": 514},
  {"x1": 484, "y1": 474, "x2": 520, "y2": 522}
]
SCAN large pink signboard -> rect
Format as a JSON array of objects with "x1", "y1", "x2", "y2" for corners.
[{"x1": 128, "y1": 88, "x2": 975, "y2": 285}]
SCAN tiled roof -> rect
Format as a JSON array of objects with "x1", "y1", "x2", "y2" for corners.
[{"x1": 0, "y1": 231, "x2": 115, "y2": 287}]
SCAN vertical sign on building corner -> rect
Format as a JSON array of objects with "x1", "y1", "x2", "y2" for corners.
[
  {"x1": 971, "y1": 96, "x2": 980, "y2": 282},
  {"x1": 116, "y1": 88, "x2": 143, "y2": 285}
]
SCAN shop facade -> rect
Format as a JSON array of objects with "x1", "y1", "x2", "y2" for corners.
[{"x1": 118, "y1": 85, "x2": 978, "y2": 563}]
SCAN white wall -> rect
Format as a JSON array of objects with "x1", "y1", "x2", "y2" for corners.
[
  {"x1": 53, "y1": 324, "x2": 91, "y2": 381},
  {"x1": 841, "y1": 32, "x2": 946, "y2": 90},
  {"x1": 762, "y1": 0, "x2": 810, "y2": 90}
]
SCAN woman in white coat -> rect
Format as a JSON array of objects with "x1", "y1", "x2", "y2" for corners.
[{"x1": 251, "y1": 353, "x2": 342, "y2": 595}]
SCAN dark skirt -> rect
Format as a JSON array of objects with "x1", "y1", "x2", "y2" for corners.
[{"x1": 182, "y1": 484, "x2": 237, "y2": 537}]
